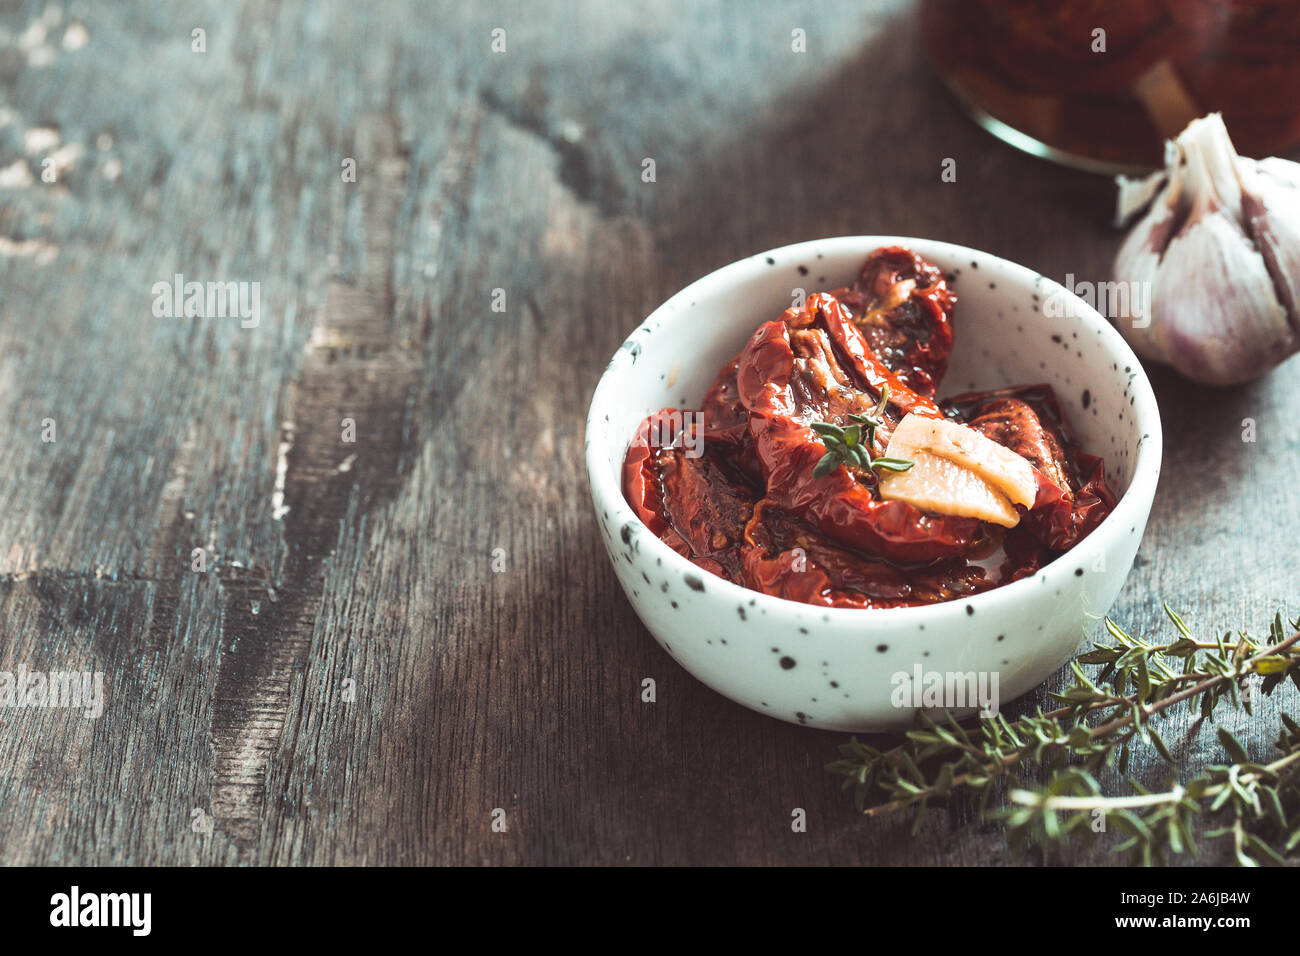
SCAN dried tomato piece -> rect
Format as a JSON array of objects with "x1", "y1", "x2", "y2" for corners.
[
  {"x1": 699, "y1": 352, "x2": 762, "y2": 483},
  {"x1": 943, "y1": 385, "x2": 1117, "y2": 551},
  {"x1": 830, "y1": 246, "x2": 956, "y2": 396},
  {"x1": 996, "y1": 526, "x2": 1053, "y2": 583},
  {"x1": 623, "y1": 409, "x2": 681, "y2": 539},
  {"x1": 659, "y1": 449, "x2": 757, "y2": 581},
  {"x1": 738, "y1": 293, "x2": 979, "y2": 564},
  {"x1": 622, "y1": 410, "x2": 758, "y2": 581},
  {"x1": 700, "y1": 354, "x2": 747, "y2": 442},
  {"x1": 741, "y1": 499, "x2": 990, "y2": 609}
]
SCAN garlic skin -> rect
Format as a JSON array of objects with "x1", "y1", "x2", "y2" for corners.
[
  {"x1": 1239, "y1": 160, "x2": 1300, "y2": 326},
  {"x1": 1113, "y1": 141, "x2": 1186, "y2": 365},
  {"x1": 1113, "y1": 114, "x2": 1300, "y2": 386}
]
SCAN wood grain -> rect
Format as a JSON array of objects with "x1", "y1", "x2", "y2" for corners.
[{"x1": 0, "y1": 0, "x2": 1296, "y2": 865}]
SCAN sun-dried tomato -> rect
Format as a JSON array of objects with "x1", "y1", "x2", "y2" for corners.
[
  {"x1": 829, "y1": 245, "x2": 957, "y2": 397},
  {"x1": 741, "y1": 499, "x2": 990, "y2": 609},
  {"x1": 620, "y1": 249, "x2": 1117, "y2": 609},
  {"x1": 943, "y1": 385, "x2": 1117, "y2": 551},
  {"x1": 622, "y1": 410, "x2": 758, "y2": 581},
  {"x1": 737, "y1": 293, "x2": 979, "y2": 565}
]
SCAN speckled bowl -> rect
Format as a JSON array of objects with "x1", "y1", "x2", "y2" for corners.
[{"x1": 586, "y1": 237, "x2": 1161, "y2": 731}]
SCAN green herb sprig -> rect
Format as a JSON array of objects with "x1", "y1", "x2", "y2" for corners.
[
  {"x1": 826, "y1": 604, "x2": 1300, "y2": 865},
  {"x1": 811, "y1": 383, "x2": 914, "y2": 479}
]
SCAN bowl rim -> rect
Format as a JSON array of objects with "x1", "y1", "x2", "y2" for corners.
[{"x1": 585, "y1": 235, "x2": 1163, "y2": 623}]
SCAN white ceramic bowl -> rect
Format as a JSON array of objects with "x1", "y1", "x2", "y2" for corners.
[{"x1": 586, "y1": 237, "x2": 1161, "y2": 731}]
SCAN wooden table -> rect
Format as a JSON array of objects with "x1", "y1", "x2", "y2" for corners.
[{"x1": 1, "y1": 0, "x2": 1296, "y2": 866}]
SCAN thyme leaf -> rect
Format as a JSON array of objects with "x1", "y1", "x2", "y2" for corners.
[{"x1": 810, "y1": 384, "x2": 913, "y2": 479}]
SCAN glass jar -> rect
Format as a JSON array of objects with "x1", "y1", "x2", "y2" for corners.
[{"x1": 922, "y1": 0, "x2": 1300, "y2": 174}]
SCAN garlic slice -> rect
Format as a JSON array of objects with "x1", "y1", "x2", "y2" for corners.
[{"x1": 877, "y1": 413, "x2": 1037, "y2": 528}]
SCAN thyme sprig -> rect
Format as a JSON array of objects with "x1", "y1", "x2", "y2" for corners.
[
  {"x1": 1001, "y1": 720, "x2": 1300, "y2": 866},
  {"x1": 826, "y1": 604, "x2": 1300, "y2": 864},
  {"x1": 811, "y1": 383, "x2": 913, "y2": 479}
]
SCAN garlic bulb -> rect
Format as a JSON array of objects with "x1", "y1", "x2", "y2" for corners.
[{"x1": 1114, "y1": 114, "x2": 1300, "y2": 386}]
